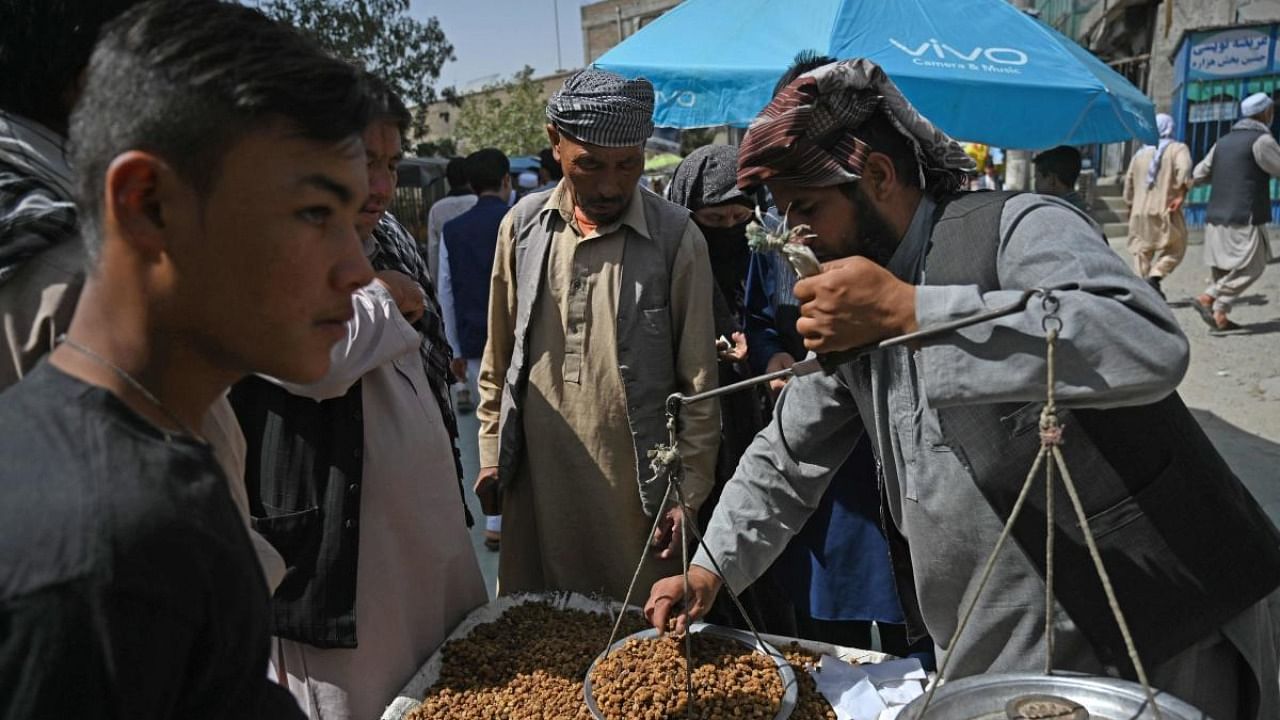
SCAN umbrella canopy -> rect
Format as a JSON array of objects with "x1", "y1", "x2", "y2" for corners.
[{"x1": 594, "y1": 0, "x2": 1156, "y2": 149}]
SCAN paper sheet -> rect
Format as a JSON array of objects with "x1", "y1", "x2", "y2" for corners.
[{"x1": 814, "y1": 655, "x2": 926, "y2": 720}]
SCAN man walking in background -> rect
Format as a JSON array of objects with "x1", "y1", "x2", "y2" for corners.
[
  {"x1": 425, "y1": 156, "x2": 474, "y2": 283},
  {"x1": 1124, "y1": 112, "x2": 1192, "y2": 298},
  {"x1": 439, "y1": 147, "x2": 510, "y2": 550},
  {"x1": 1192, "y1": 92, "x2": 1280, "y2": 332}
]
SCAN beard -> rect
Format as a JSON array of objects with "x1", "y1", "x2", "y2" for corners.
[{"x1": 847, "y1": 183, "x2": 900, "y2": 266}]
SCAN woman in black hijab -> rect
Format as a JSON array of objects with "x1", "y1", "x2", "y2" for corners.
[
  {"x1": 667, "y1": 144, "x2": 756, "y2": 351},
  {"x1": 667, "y1": 145, "x2": 792, "y2": 633}
]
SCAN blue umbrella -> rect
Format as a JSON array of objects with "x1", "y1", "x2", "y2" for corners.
[{"x1": 594, "y1": 0, "x2": 1156, "y2": 149}]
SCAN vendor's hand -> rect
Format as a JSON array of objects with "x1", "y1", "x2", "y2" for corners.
[
  {"x1": 375, "y1": 270, "x2": 426, "y2": 324},
  {"x1": 765, "y1": 352, "x2": 794, "y2": 398},
  {"x1": 718, "y1": 332, "x2": 748, "y2": 363},
  {"x1": 793, "y1": 257, "x2": 918, "y2": 353},
  {"x1": 650, "y1": 505, "x2": 692, "y2": 561},
  {"x1": 450, "y1": 358, "x2": 468, "y2": 382},
  {"x1": 645, "y1": 565, "x2": 723, "y2": 635},
  {"x1": 474, "y1": 466, "x2": 501, "y2": 516}
]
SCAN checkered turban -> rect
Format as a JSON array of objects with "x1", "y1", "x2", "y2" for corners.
[
  {"x1": 737, "y1": 59, "x2": 974, "y2": 193},
  {"x1": 547, "y1": 68, "x2": 654, "y2": 147}
]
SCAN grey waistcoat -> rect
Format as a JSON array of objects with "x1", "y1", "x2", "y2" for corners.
[
  {"x1": 497, "y1": 188, "x2": 692, "y2": 517},
  {"x1": 1206, "y1": 125, "x2": 1271, "y2": 227},
  {"x1": 907, "y1": 191, "x2": 1280, "y2": 673}
]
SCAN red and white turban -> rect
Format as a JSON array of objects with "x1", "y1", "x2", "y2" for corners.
[{"x1": 737, "y1": 59, "x2": 974, "y2": 193}]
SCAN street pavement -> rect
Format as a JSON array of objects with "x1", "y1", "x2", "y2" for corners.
[
  {"x1": 453, "y1": 375, "x2": 499, "y2": 598},
  {"x1": 1109, "y1": 234, "x2": 1280, "y2": 527},
  {"x1": 453, "y1": 238, "x2": 1280, "y2": 595}
]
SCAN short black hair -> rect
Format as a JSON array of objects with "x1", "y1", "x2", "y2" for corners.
[
  {"x1": 465, "y1": 148, "x2": 510, "y2": 194},
  {"x1": 539, "y1": 147, "x2": 563, "y2": 181},
  {"x1": 772, "y1": 50, "x2": 837, "y2": 97},
  {"x1": 364, "y1": 71, "x2": 411, "y2": 137},
  {"x1": 1033, "y1": 145, "x2": 1082, "y2": 186},
  {"x1": 0, "y1": 0, "x2": 144, "y2": 132},
  {"x1": 70, "y1": 0, "x2": 372, "y2": 255},
  {"x1": 445, "y1": 156, "x2": 470, "y2": 190}
]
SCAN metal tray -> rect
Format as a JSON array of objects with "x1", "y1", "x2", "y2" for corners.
[
  {"x1": 583, "y1": 622, "x2": 798, "y2": 720},
  {"x1": 380, "y1": 591, "x2": 890, "y2": 720},
  {"x1": 897, "y1": 672, "x2": 1207, "y2": 720}
]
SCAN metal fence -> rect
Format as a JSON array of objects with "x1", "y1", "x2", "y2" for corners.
[{"x1": 1182, "y1": 74, "x2": 1280, "y2": 228}]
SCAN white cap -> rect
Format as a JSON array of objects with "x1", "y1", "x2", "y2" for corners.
[
  {"x1": 518, "y1": 170, "x2": 539, "y2": 189},
  {"x1": 1241, "y1": 92, "x2": 1274, "y2": 118}
]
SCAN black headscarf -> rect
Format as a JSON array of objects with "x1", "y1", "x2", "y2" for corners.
[{"x1": 667, "y1": 145, "x2": 756, "y2": 335}]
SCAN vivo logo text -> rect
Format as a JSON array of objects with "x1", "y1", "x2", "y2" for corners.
[{"x1": 889, "y1": 38, "x2": 1029, "y2": 66}]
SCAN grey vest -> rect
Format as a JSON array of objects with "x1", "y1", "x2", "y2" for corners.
[
  {"x1": 497, "y1": 187, "x2": 692, "y2": 516},
  {"x1": 911, "y1": 191, "x2": 1280, "y2": 674},
  {"x1": 1205, "y1": 124, "x2": 1271, "y2": 227}
]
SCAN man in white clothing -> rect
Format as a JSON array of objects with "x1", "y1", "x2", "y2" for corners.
[
  {"x1": 425, "y1": 156, "x2": 475, "y2": 283},
  {"x1": 231, "y1": 76, "x2": 486, "y2": 720}
]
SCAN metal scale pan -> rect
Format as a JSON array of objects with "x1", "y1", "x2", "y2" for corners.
[{"x1": 898, "y1": 672, "x2": 1206, "y2": 720}]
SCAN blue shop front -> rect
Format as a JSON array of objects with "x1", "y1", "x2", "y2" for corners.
[{"x1": 1174, "y1": 23, "x2": 1280, "y2": 227}]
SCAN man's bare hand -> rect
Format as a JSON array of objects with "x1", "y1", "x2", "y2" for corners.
[
  {"x1": 645, "y1": 566, "x2": 723, "y2": 635},
  {"x1": 450, "y1": 358, "x2": 468, "y2": 382},
  {"x1": 651, "y1": 505, "x2": 692, "y2": 560},
  {"x1": 765, "y1": 352, "x2": 794, "y2": 398},
  {"x1": 717, "y1": 332, "x2": 749, "y2": 363},
  {"x1": 375, "y1": 270, "x2": 426, "y2": 324},
  {"x1": 793, "y1": 257, "x2": 918, "y2": 353},
  {"x1": 474, "y1": 466, "x2": 501, "y2": 516}
]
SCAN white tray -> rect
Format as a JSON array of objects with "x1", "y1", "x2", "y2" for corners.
[{"x1": 380, "y1": 590, "x2": 892, "y2": 720}]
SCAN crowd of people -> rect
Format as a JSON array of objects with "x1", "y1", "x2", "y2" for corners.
[{"x1": 2, "y1": 2, "x2": 1279, "y2": 720}]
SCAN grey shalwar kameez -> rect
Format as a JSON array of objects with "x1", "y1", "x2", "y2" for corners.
[{"x1": 694, "y1": 193, "x2": 1279, "y2": 718}]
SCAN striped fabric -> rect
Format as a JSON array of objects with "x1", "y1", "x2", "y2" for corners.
[
  {"x1": 738, "y1": 59, "x2": 974, "y2": 194},
  {"x1": 546, "y1": 68, "x2": 654, "y2": 148},
  {"x1": 0, "y1": 110, "x2": 77, "y2": 283}
]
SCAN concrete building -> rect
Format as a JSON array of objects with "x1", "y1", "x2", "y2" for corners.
[
  {"x1": 581, "y1": 0, "x2": 682, "y2": 65},
  {"x1": 1033, "y1": 0, "x2": 1280, "y2": 235},
  {"x1": 413, "y1": 1, "x2": 684, "y2": 153},
  {"x1": 414, "y1": 69, "x2": 577, "y2": 152}
]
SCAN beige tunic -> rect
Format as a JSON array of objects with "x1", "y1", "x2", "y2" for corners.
[
  {"x1": 1123, "y1": 142, "x2": 1191, "y2": 278},
  {"x1": 272, "y1": 281, "x2": 487, "y2": 720},
  {"x1": 478, "y1": 183, "x2": 719, "y2": 602}
]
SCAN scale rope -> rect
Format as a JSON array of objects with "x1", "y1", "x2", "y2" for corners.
[
  {"x1": 593, "y1": 285, "x2": 1166, "y2": 719},
  {"x1": 914, "y1": 290, "x2": 1163, "y2": 718},
  {"x1": 601, "y1": 400, "x2": 783, "y2": 719}
]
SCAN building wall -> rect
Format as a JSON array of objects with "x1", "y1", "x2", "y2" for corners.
[
  {"x1": 412, "y1": 69, "x2": 578, "y2": 151},
  {"x1": 580, "y1": 0, "x2": 682, "y2": 65},
  {"x1": 1148, "y1": 0, "x2": 1280, "y2": 112},
  {"x1": 1050, "y1": 0, "x2": 1280, "y2": 112}
]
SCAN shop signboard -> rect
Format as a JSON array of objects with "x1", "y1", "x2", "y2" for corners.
[{"x1": 1188, "y1": 26, "x2": 1273, "y2": 79}]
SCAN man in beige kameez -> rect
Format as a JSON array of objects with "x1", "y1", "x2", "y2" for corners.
[
  {"x1": 1124, "y1": 113, "x2": 1192, "y2": 297},
  {"x1": 476, "y1": 69, "x2": 719, "y2": 602}
]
